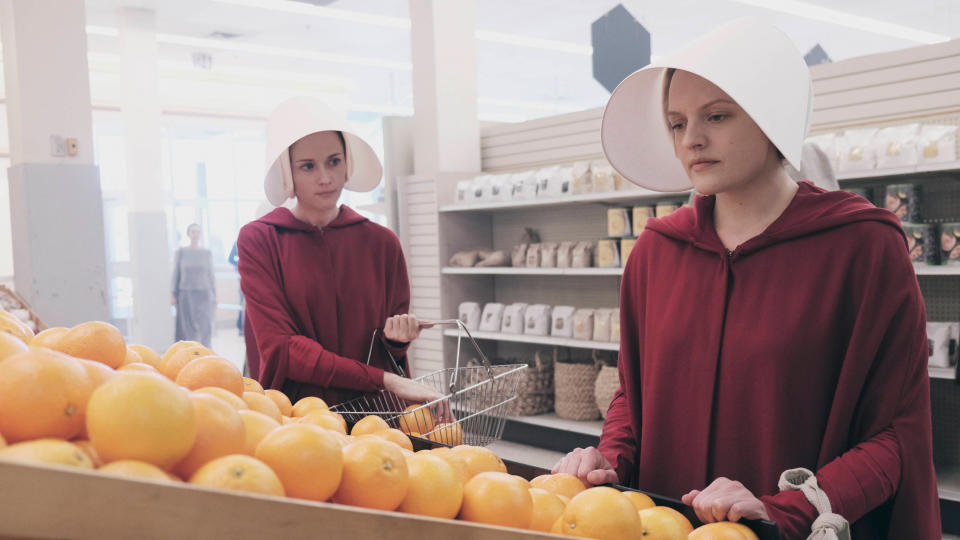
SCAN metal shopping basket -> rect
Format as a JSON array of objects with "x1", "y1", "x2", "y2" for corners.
[{"x1": 331, "y1": 320, "x2": 527, "y2": 447}]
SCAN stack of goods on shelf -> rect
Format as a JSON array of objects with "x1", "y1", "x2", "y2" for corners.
[
  {"x1": 457, "y1": 301, "x2": 620, "y2": 344},
  {"x1": 601, "y1": 202, "x2": 685, "y2": 267},
  {"x1": 513, "y1": 241, "x2": 595, "y2": 269},
  {"x1": 872, "y1": 183, "x2": 960, "y2": 268},
  {"x1": 453, "y1": 159, "x2": 640, "y2": 206},
  {"x1": 806, "y1": 121, "x2": 958, "y2": 174},
  {"x1": 448, "y1": 249, "x2": 510, "y2": 268},
  {"x1": 927, "y1": 322, "x2": 959, "y2": 369}
]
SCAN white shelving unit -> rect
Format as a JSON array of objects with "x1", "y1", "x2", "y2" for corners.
[
  {"x1": 929, "y1": 367, "x2": 956, "y2": 380},
  {"x1": 443, "y1": 329, "x2": 619, "y2": 351},
  {"x1": 938, "y1": 465, "x2": 960, "y2": 503},
  {"x1": 439, "y1": 188, "x2": 689, "y2": 213},
  {"x1": 836, "y1": 160, "x2": 960, "y2": 181}
]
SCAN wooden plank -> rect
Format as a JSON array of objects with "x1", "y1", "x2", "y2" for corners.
[
  {"x1": 812, "y1": 89, "x2": 960, "y2": 128},
  {"x1": 482, "y1": 117, "x2": 603, "y2": 149},
  {"x1": 482, "y1": 131, "x2": 603, "y2": 159},
  {"x1": 813, "y1": 56, "x2": 960, "y2": 95},
  {"x1": 480, "y1": 107, "x2": 603, "y2": 138},
  {"x1": 482, "y1": 143, "x2": 605, "y2": 172},
  {"x1": 0, "y1": 461, "x2": 553, "y2": 540},
  {"x1": 813, "y1": 72, "x2": 960, "y2": 110},
  {"x1": 809, "y1": 39, "x2": 960, "y2": 81}
]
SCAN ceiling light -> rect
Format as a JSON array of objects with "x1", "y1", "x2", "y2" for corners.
[
  {"x1": 210, "y1": 0, "x2": 592, "y2": 54},
  {"x1": 728, "y1": 0, "x2": 949, "y2": 44}
]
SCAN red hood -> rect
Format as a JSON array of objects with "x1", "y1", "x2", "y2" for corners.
[
  {"x1": 646, "y1": 181, "x2": 905, "y2": 257},
  {"x1": 255, "y1": 205, "x2": 368, "y2": 232}
]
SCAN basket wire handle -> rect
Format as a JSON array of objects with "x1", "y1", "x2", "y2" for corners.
[{"x1": 364, "y1": 319, "x2": 493, "y2": 392}]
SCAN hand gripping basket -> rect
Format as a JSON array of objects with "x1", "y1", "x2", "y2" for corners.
[{"x1": 331, "y1": 320, "x2": 527, "y2": 447}]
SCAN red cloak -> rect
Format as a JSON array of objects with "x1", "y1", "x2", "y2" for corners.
[
  {"x1": 599, "y1": 182, "x2": 939, "y2": 538},
  {"x1": 237, "y1": 205, "x2": 410, "y2": 406}
]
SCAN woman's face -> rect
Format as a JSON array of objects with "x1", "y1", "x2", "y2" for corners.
[
  {"x1": 665, "y1": 70, "x2": 782, "y2": 196},
  {"x1": 290, "y1": 131, "x2": 347, "y2": 212},
  {"x1": 188, "y1": 225, "x2": 202, "y2": 243}
]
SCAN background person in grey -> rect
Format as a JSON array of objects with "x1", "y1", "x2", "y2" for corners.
[{"x1": 171, "y1": 223, "x2": 217, "y2": 347}]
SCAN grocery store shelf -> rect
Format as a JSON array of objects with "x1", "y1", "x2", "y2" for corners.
[
  {"x1": 929, "y1": 366, "x2": 956, "y2": 380},
  {"x1": 502, "y1": 414, "x2": 603, "y2": 453},
  {"x1": 916, "y1": 265, "x2": 960, "y2": 276},
  {"x1": 439, "y1": 188, "x2": 690, "y2": 213},
  {"x1": 837, "y1": 160, "x2": 960, "y2": 181},
  {"x1": 442, "y1": 267, "x2": 623, "y2": 276},
  {"x1": 443, "y1": 329, "x2": 619, "y2": 351}
]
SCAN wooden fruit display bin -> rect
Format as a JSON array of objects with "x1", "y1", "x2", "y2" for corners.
[
  {"x1": 0, "y1": 284, "x2": 48, "y2": 332},
  {"x1": 0, "y1": 440, "x2": 781, "y2": 540}
]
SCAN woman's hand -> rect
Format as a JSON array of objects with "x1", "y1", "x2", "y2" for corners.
[
  {"x1": 552, "y1": 446, "x2": 619, "y2": 486},
  {"x1": 384, "y1": 314, "x2": 429, "y2": 344},
  {"x1": 681, "y1": 478, "x2": 770, "y2": 523},
  {"x1": 383, "y1": 373, "x2": 454, "y2": 423}
]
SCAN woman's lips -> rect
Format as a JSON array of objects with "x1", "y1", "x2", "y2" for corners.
[{"x1": 690, "y1": 160, "x2": 719, "y2": 172}]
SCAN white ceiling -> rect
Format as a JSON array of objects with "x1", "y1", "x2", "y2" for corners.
[{"x1": 81, "y1": 0, "x2": 960, "y2": 121}]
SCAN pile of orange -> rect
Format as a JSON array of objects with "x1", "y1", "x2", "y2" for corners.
[{"x1": 0, "y1": 312, "x2": 760, "y2": 538}]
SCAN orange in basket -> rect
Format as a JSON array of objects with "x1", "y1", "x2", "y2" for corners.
[
  {"x1": 426, "y1": 422, "x2": 464, "y2": 446},
  {"x1": 350, "y1": 414, "x2": 390, "y2": 436},
  {"x1": 397, "y1": 404, "x2": 436, "y2": 434}
]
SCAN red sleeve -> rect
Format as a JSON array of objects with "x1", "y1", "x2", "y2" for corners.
[
  {"x1": 237, "y1": 225, "x2": 385, "y2": 392},
  {"x1": 761, "y1": 222, "x2": 937, "y2": 539},
  {"x1": 598, "y1": 248, "x2": 642, "y2": 485},
  {"x1": 761, "y1": 427, "x2": 901, "y2": 537},
  {"x1": 598, "y1": 386, "x2": 637, "y2": 486},
  {"x1": 378, "y1": 239, "x2": 411, "y2": 366}
]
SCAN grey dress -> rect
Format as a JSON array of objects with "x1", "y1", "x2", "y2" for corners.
[{"x1": 172, "y1": 247, "x2": 216, "y2": 347}]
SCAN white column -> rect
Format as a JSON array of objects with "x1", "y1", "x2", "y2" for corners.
[
  {"x1": 119, "y1": 7, "x2": 174, "y2": 350},
  {"x1": 409, "y1": 0, "x2": 481, "y2": 176},
  {"x1": 0, "y1": 0, "x2": 110, "y2": 326}
]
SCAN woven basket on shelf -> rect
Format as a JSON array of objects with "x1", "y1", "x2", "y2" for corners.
[
  {"x1": 509, "y1": 349, "x2": 554, "y2": 416},
  {"x1": 0, "y1": 284, "x2": 48, "y2": 332},
  {"x1": 594, "y1": 364, "x2": 620, "y2": 419},
  {"x1": 554, "y1": 351, "x2": 602, "y2": 421}
]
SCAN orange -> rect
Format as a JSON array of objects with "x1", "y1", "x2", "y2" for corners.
[
  {"x1": 688, "y1": 523, "x2": 759, "y2": 540},
  {"x1": 460, "y1": 471, "x2": 533, "y2": 529},
  {"x1": 281, "y1": 416, "x2": 295, "y2": 425},
  {"x1": 29, "y1": 327, "x2": 68, "y2": 349},
  {"x1": 242, "y1": 377, "x2": 264, "y2": 393},
  {"x1": 399, "y1": 453, "x2": 463, "y2": 519},
  {"x1": 397, "y1": 404, "x2": 436, "y2": 434},
  {"x1": 0, "y1": 348, "x2": 93, "y2": 442},
  {"x1": 160, "y1": 340, "x2": 202, "y2": 365},
  {"x1": 193, "y1": 387, "x2": 248, "y2": 411},
  {"x1": 0, "y1": 432, "x2": 5, "y2": 448},
  {"x1": 255, "y1": 423, "x2": 342, "y2": 501},
  {"x1": 86, "y1": 373, "x2": 196, "y2": 469},
  {"x1": 78, "y1": 359, "x2": 117, "y2": 389},
  {"x1": 127, "y1": 344, "x2": 162, "y2": 370},
  {"x1": 0, "y1": 311, "x2": 33, "y2": 344},
  {"x1": 292, "y1": 396, "x2": 328, "y2": 417},
  {"x1": 450, "y1": 445, "x2": 507, "y2": 480},
  {"x1": 530, "y1": 473, "x2": 588, "y2": 500},
  {"x1": 350, "y1": 414, "x2": 390, "y2": 436},
  {"x1": 639, "y1": 507, "x2": 694, "y2": 540},
  {"x1": 0, "y1": 438, "x2": 93, "y2": 468},
  {"x1": 173, "y1": 394, "x2": 246, "y2": 478},
  {"x1": 426, "y1": 422, "x2": 464, "y2": 446},
  {"x1": 323, "y1": 410, "x2": 348, "y2": 433},
  {"x1": 53, "y1": 321, "x2": 126, "y2": 368},
  {"x1": 118, "y1": 362, "x2": 161, "y2": 374},
  {"x1": 333, "y1": 437, "x2": 408, "y2": 510},
  {"x1": 176, "y1": 356, "x2": 244, "y2": 396},
  {"x1": 73, "y1": 439, "x2": 104, "y2": 467},
  {"x1": 558, "y1": 486, "x2": 643, "y2": 539},
  {"x1": 242, "y1": 392, "x2": 283, "y2": 422},
  {"x1": 190, "y1": 454, "x2": 285, "y2": 497},
  {"x1": 99, "y1": 460, "x2": 172, "y2": 482},
  {"x1": 123, "y1": 347, "x2": 143, "y2": 366},
  {"x1": 370, "y1": 428, "x2": 414, "y2": 452},
  {"x1": 264, "y1": 389, "x2": 293, "y2": 416},
  {"x1": 427, "y1": 448, "x2": 469, "y2": 485},
  {"x1": 552, "y1": 516, "x2": 564, "y2": 534},
  {"x1": 237, "y1": 410, "x2": 281, "y2": 455},
  {"x1": 529, "y1": 487, "x2": 567, "y2": 532},
  {"x1": 0, "y1": 331, "x2": 29, "y2": 362},
  {"x1": 161, "y1": 346, "x2": 215, "y2": 380},
  {"x1": 623, "y1": 490, "x2": 656, "y2": 511},
  {"x1": 297, "y1": 411, "x2": 347, "y2": 435}
]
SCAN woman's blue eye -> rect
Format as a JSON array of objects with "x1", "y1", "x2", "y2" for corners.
[
  {"x1": 300, "y1": 163, "x2": 314, "y2": 171},
  {"x1": 670, "y1": 122, "x2": 685, "y2": 131},
  {"x1": 328, "y1": 158, "x2": 342, "y2": 167},
  {"x1": 707, "y1": 114, "x2": 727, "y2": 122}
]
